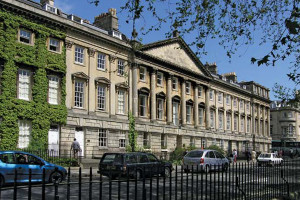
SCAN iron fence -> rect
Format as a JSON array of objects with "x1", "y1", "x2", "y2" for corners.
[{"x1": 0, "y1": 159, "x2": 300, "y2": 200}]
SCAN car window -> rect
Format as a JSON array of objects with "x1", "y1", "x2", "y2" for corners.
[
  {"x1": 148, "y1": 154, "x2": 158, "y2": 162},
  {"x1": 0, "y1": 153, "x2": 15, "y2": 164},
  {"x1": 16, "y1": 153, "x2": 28, "y2": 164},
  {"x1": 101, "y1": 154, "x2": 123, "y2": 164},
  {"x1": 139, "y1": 155, "x2": 149, "y2": 163},
  {"x1": 27, "y1": 155, "x2": 43, "y2": 165},
  {"x1": 125, "y1": 154, "x2": 137, "y2": 164},
  {"x1": 186, "y1": 151, "x2": 203, "y2": 158},
  {"x1": 214, "y1": 151, "x2": 224, "y2": 158},
  {"x1": 207, "y1": 151, "x2": 216, "y2": 158}
]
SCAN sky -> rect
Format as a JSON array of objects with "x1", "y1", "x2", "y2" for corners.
[{"x1": 46, "y1": 0, "x2": 298, "y2": 100}]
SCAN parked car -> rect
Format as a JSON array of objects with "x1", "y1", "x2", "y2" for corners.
[
  {"x1": 0, "y1": 151, "x2": 67, "y2": 186},
  {"x1": 98, "y1": 152, "x2": 173, "y2": 179},
  {"x1": 257, "y1": 153, "x2": 283, "y2": 166},
  {"x1": 183, "y1": 149, "x2": 229, "y2": 173}
]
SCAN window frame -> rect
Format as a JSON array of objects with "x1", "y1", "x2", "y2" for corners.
[
  {"x1": 185, "y1": 81, "x2": 191, "y2": 94},
  {"x1": 99, "y1": 129, "x2": 108, "y2": 147},
  {"x1": 97, "y1": 85, "x2": 106, "y2": 111},
  {"x1": 48, "y1": 75, "x2": 60, "y2": 105},
  {"x1": 117, "y1": 60, "x2": 125, "y2": 76},
  {"x1": 157, "y1": 98, "x2": 164, "y2": 120},
  {"x1": 74, "y1": 46, "x2": 84, "y2": 64},
  {"x1": 117, "y1": 90, "x2": 125, "y2": 114},
  {"x1": 172, "y1": 77, "x2": 178, "y2": 90},
  {"x1": 209, "y1": 90, "x2": 214, "y2": 101},
  {"x1": 19, "y1": 29, "x2": 33, "y2": 45},
  {"x1": 139, "y1": 94, "x2": 147, "y2": 117},
  {"x1": 18, "y1": 69, "x2": 32, "y2": 101},
  {"x1": 18, "y1": 120, "x2": 32, "y2": 149},
  {"x1": 97, "y1": 53, "x2": 106, "y2": 71},
  {"x1": 157, "y1": 72, "x2": 163, "y2": 86},
  {"x1": 186, "y1": 104, "x2": 192, "y2": 124},
  {"x1": 139, "y1": 66, "x2": 146, "y2": 82},
  {"x1": 74, "y1": 80, "x2": 85, "y2": 108},
  {"x1": 48, "y1": 38, "x2": 61, "y2": 53}
]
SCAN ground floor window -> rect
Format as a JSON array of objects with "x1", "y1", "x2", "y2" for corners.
[
  {"x1": 99, "y1": 129, "x2": 107, "y2": 147},
  {"x1": 119, "y1": 139, "x2": 126, "y2": 148},
  {"x1": 18, "y1": 120, "x2": 32, "y2": 149}
]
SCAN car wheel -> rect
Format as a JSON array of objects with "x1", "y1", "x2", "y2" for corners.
[
  {"x1": 258, "y1": 162, "x2": 261, "y2": 167},
  {"x1": 205, "y1": 165, "x2": 210, "y2": 173},
  {"x1": 0, "y1": 175, "x2": 4, "y2": 187},
  {"x1": 49, "y1": 171, "x2": 63, "y2": 183},
  {"x1": 184, "y1": 168, "x2": 190, "y2": 173},
  {"x1": 163, "y1": 167, "x2": 171, "y2": 178},
  {"x1": 270, "y1": 162, "x2": 275, "y2": 167}
]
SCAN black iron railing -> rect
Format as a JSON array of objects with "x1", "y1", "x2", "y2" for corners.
[{"x1": 0, "y1": 160, "x2": 300, "y2": 199}]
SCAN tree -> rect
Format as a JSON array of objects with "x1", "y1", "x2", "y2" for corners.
[
  {"x1": 91, "y1": 0, "x2": 299, "y2": 100},
  {"x1": 128, "y1": 112, "x2": 138, "y2": 152}
]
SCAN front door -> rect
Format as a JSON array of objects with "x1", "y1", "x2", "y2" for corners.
[
  {"x1": 48, "y1": 125, "x2": 60, "y2": 156},
  {"x1": 75, "y1": 127, "x2": 84, "y2": 157}
]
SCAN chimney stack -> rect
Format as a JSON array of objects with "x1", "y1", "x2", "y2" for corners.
[
  {"x1": 93, "y1": 8, "x2": 119, "y2": 31},
  {"x1": 222, "y1": 72, "x2": 237, "y2": 83},
  {"x1": 40, "y1": 0, "x2": 54, "y2": 6},
  {"x1": 205, "y1": 62, "x2": 218, "y2": 75},
  {"x1": 173, "y1": 30, "x2": 179, "y2": 38}
]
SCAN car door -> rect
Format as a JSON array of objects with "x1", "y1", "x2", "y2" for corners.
[
  {"x1": 147, "y1": 154, "x2": 159, "y2": 175},
  {"x1": 0, "y1": 153, "x2": 21, "y2": 184},
  {"x1": 26, "y1": 154, "x2": 44, "y2": 182},
  {"x1": 14, "y1": 153, "x2": 30, "y2": 182},
  {"x1": 138, "y1": 154, "x2": 150, "y2": 176},
  {"x1": 207, "y1": 151, "x2": 217, "y2": 170},
  {"x1": 214, "y1": 151, "x2": 223, "y2": 168}
]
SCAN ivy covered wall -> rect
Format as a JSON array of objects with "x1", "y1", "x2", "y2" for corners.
[{"x1": 0, "y1": 8, "x2": 67, "y2": 150}]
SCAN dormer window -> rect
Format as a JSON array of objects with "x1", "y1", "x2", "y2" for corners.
[
  {"x1": 44, "y1": 4, "x2": 57, "y2": 14},
  {"x1": 112, "y1": 31, "x2": 122, "y2": 40},
  {"x1": 19, "y1": 29, "x2": 32, "y2": 44},
  {"x1": 49, "y1": 38, "x2": 60, "y2": 52}
]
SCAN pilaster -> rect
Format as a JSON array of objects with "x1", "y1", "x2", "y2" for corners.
[
  {"x1": 181, "y1": 79, "x2": 186, "y2": 126},
  {"x1": 150, "y1": 68, "x2": 157, "y2": 121}
]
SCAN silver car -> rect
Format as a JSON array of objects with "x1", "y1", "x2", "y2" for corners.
[{"x1": 183, "y1": 149, "x2": 229, "y2": 173}]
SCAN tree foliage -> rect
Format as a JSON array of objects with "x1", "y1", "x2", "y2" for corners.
[{"x1": 91, "y1": 0, "x2": 299, "y2": 100}]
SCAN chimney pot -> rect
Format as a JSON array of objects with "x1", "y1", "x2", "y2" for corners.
[
  {"x1": 40, "y1": 0, "x2": 54, "y2": 6},
  {"x1": 173, "y1": 30, "x2": 179, "y2": 38}
]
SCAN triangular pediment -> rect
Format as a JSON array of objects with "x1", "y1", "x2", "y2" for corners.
[{"x1": 141, "y1": 38, "x2": 210, "y2": 76}]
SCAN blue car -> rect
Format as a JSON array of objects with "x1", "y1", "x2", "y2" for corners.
[{"x1": 0, "y1": 151, "x2": 67, "y2": 186}]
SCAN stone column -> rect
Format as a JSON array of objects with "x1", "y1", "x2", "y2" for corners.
[
  {"x1": 150, "y1": 69, "x2": 156, "y2": 121},
  {"x1": 181, "y1": 79, "x2": 186, "y2": 126},
  {"x1": 252, "y1": 102, "x2": 256, "y2": 135},
  {"x1": 262, "y1": 106, "x2": 265, "y2": 136},
  {"x1": 128, "y1": 65, "x2": 133, "y2": 112},
  {"x1": 257, "y1": 105, "x2": 261, "y2": 135},
  {"x1": 109, "y1": 55, "x2": 116, "y2": 116},
  {"x1": 267, "y1": 108, "x2": 270, "y2": 137},
  {"x1": 132, "y1": 64, "x2": 138, "y2": 117},
  {"x1": 205, "y1": 86, "x2": 210, "y2": 129},
  {"x1": 231, "y1": 97, "x2": 234, "y2": 132},
  {"x1": 167, "y1": 74, "x2": 172, "y2": 124},
  {"x1": 194, "y1": 85, "x2": 199, "y2": 127},
  {"x1": 238, "y1": 99, "x2": 240, "y2": 133},
  {"x1": 215, "y1": 90, "x2": 218, "y2": 130}
]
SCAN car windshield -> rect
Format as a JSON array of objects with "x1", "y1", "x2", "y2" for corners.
[
  {"x1": 259, "y1": 154, "x2": 271, "y2": 158},
  {"x1": 102, "y1": 154, "x2": 123, "y2": 164},
  {"x1": 186, "y1": 151, "x2": 203, "y2": 158}
]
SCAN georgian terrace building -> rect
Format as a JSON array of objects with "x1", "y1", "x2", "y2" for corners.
[{"x1": 0, "y1": 0, "x2": 271, "y2": 158}]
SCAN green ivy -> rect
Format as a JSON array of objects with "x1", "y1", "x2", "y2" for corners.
[{"x1": 0, "y1": 9, "x2": 67, "y2": 150}]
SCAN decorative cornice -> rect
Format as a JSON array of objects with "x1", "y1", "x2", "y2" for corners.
[
  {"x1": 115, "y1": 82, "x2": 129, "y2": 89},
  {"x1": 65, "y1": 40, "x2": 74, "y2": 49},
  {"x1": 109, "y1": 55, "x2": 117, "y2": 63},
  {"x1": 95, "y1": 77, "x2": 111, "y2": 86},
  {"x1": 72, "y1": 72, "x2": 89, "y2": 81},
  {"x1": 88, "y1": 48, "x2": 96, "y2": 57}
]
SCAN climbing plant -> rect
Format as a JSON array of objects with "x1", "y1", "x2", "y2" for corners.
[
  {"x1": 127, "y1": 112, "x2": 138, "y2": 152},
  {"x1": 0, "y1": 9, "x2": 67, "y2": 150}
]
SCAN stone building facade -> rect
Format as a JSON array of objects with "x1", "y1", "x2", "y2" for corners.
[
  {"x1": 270, "y1": 101, "x2": 300, "y2": 142},
  {"x1": 1, "y1": 0, "x2": 272, "y2": 158}
]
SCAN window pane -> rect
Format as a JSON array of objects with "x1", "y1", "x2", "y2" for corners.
[
  {"x1": 118, "y1": 60, "x2": 124, "y2": 76},
  {"x1": 75, "y1": 46, "x2": 84, "y2": 64},
  {"x1": 97, "y1": 86, "x2": 105, "y2": 110},
  {"x1": 97, "y1": 53, "x2": 105, "y2": 70},
  {"x1": 74, "y1": 81, "x2": 84, "y2": 108},
  {"x1": 48, "y1": 76, "x2": 59, "y2": 104},
  {"x1": 18, "y1": 120, "x2": 31, "y2": 149},
  {"x1": 118, "y1": 90, "x2": 125, "y2": 114},
  {"x1": 20, "y1": 29, "x2": 31, "y2": 44},
  {"x1": 18, "y1": 69, "x2": 31, "y2": 100}
]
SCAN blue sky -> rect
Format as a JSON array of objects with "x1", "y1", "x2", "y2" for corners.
[{"x1": 48, "y1": 0, "x2": 297, "y2": 100}]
